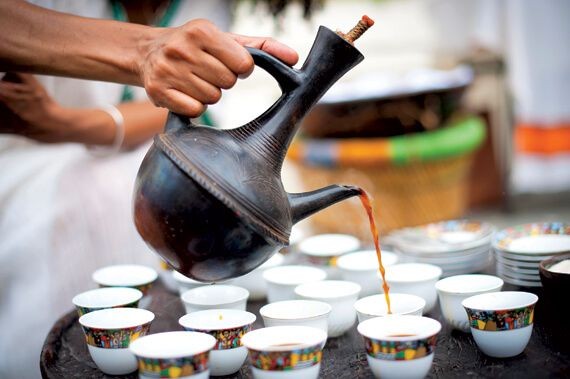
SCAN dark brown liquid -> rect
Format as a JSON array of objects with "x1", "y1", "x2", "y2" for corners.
[
  {"x1": 388, "y1": 334, "x2": 416, "y2": 337},
  {"x1": 358, "y1": 191, "x2": 391, "y2": 314},
  {"x1": 270, "y1": 343, "x2": 303, "y2": 348}
]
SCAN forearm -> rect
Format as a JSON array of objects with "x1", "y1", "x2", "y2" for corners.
[
  {"x1": 55, "y1": 102, "x2": 167, "y2": 149},
  {"x1": 0, "y1": 0, "x2": 155, "y2": 86}
]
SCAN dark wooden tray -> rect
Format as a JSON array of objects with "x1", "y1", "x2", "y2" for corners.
[{"x1": 41, "y1": 280, "x2": 569, "y2": 378}]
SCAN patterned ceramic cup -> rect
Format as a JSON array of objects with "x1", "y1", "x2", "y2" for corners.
[
  {"x1": 129, "y1": 331, "x2": 216, "y2": 379},
  {"x1": 435, "y1": 274, "x2": 503, "y2": 332},
  {"x1": 92, "y1": 265, "x2": 158, "y2": 295},
  {"x1": 179, "y1": 309, "x2": 257, "y2": 376},
  {"x1": 181, "y1": 284, "x2": 249, "y2": 313},
  {"x1": 241, "y1": 325, "x2": 327, "y2": 379},
  {"x1": 79, "y1": 308, "x2": 155, "y2": 375},
  {"x1": 298, "y1": 234, "x2": 361, "y2": 279},
  {"x1": 357, "y1": 315, "x2": 442, "y2": 379},
  {"x1": 72, "y1": 287, "x2": 143, "y2": 317},
  {"x1": 355, "y1": 293, "x2": 426, "y2": 323},
  {"x1": 462, "y1": 291, "x2": 538, "y2": 357},
  {"x1": 294, "y1": 280, "x2": 361, "y2": 337}
]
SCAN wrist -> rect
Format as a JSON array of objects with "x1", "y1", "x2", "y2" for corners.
[{"x1": 131, "y1": 26, "x2": 164, "y2": 87}]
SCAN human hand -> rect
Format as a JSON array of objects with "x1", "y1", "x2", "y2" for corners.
[
  {"x1": 0, "y1": 73, "x2": 72, "y2": 142},
  {"x1": 139, "y1": 19, "x2": 299, "y2": 116}
]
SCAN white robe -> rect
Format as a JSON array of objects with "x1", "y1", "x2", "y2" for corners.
[{"x1": 0, "y1": 1, "x2": 230, "y2": 377}]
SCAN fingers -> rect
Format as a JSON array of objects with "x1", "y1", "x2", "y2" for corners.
[
  {"x1": 148, "y1": 87, "x2": 206, "y2": 117},
  {"x1": 0, "y1": 83, "x2": 32, "y2": 101},
  {"x1": 230, "y1": 34, "x2": 299, "y2": 66},
  {"x1": 12, "y1": 73, "x2": 40, "y2": 86},
  {"x1": 0, "y1": 81, "x2": 33, "y2": 94}
]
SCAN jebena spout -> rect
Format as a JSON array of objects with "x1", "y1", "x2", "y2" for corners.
[{"x1": 288, "y1": 185, "x2": 362, "y2": 225}]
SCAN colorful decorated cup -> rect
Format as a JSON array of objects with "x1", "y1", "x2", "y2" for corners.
[
  {"x1": 384, "y1": 263, "x2": 442, "y2": 313},
  {"x1": 355, "y1": 293, "x2": 426, "y2": 323},
  {"x1": 231, "y1": 253, "x2": 285, "y2": 300},
  {"x1": 79, "y1": 308, "x2": 154, "y2": 375},
  {"x1": 72, "y1": 287, "x2": 143, "y2": 316},
  {"x1": 263, "y1": 265, "x2": 327, "y2": 303},
  {"x1": 357, "y1": 315, "x2": 442, "y2": 379},
  {"x1": 129, "y1": 331, "x2": 216, "y2": 379},
  {"x1": 435, "y1": 274, "x2": 503, "y2": 332},
  {"x1": 297, "y1": 234, "x2": 361, "y2": 279},
  {"x1": 462, "y1": 291, "x2": 538, "y2": 357},
  {"x1": 181, "y1": 284, "x2": 249, "y2": 313},
  {"x1": 259, "y1": 300, "x2": 331, "y2": 334},
  {"x1": 294, "y1": 280, "x2": 361, "y2": 337},
  {"x1": 241, "y1": 325, "x2": 327, "y2": 379},
  {"x1": 179, "y1": 309, "x2": 256, "y2": 376},
  {"x1": 337, "y1": 249, "x2": 399, "y2": 297},
  {"x1": 92, "y1": 264, "x2": 158, "y2": 295}
]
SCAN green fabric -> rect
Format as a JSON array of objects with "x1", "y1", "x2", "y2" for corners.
[{"x1": 389, "y1": 117, "x2": 486, "y2": 165}]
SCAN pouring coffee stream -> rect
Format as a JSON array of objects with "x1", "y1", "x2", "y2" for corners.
[{"x1": 134, "y1": 17, "x2": 376, "y2": 283}]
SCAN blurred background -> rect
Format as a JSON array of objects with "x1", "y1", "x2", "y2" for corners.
[{"x1": 214, "y1": 0, "x2": 570, "y2": 238}]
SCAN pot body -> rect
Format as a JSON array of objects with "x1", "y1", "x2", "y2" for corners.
[{"x1": 134, "y1": 146, "x2": 281, "y2": 282}]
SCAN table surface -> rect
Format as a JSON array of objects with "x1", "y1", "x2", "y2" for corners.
[{"x1": 41, "y1": 280, "x2": 570, "y2": 379}]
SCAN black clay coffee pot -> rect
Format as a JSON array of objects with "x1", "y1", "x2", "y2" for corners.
[{"x1": 134, "y1": 22, "x2": 372, "y2": 281}]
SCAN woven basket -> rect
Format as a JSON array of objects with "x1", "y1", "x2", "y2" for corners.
[{"x1": 287, "y1": 117, "x2": 486, "y2": 240}]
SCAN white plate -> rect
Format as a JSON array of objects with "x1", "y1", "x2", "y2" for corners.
[
  {"x1": 496, "y1": 266, "x2": 540, "y2": 281},
  {"x1": 386, "y1": 220, "x2": 495, "y2": 254},
  {"x1": 493, "y1": 254, "x2": 541, "y2": 268},
  {"x1": 495, "y1": 250, "x2": 554, "y2": 262},
  {"x1": 493, "y1": 222, "x2": 570, "y2": 254},
  {"x1": 495, "y1": 263, "x2": 538, "y2": 275},
  {"x1": 498, "y1": 274, "x2": 542, "y2": 288}
]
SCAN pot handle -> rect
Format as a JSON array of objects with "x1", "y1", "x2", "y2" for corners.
[{"x1": 245, "y1": 47, "x2": 302, "y2": 93}]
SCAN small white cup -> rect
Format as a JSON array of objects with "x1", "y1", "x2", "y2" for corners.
[
  {"x1": 263, "y1": 265, "x2": 327, "y2": 303},
  {"x1": 231, "y1": 253, "x2": 285, "y2": 300},
  {"x1": 297, "y1": 234, "x2": 361, "y2": 279},
  {"x1": 179, "y1": 309, "x2": 257, "y2": 376},
  {"x1": 92, "y1": 264, "x2": 158, "y2": 295},
  {"x1": 357, "y1": 315, "x2": 442, "y2": 379},
  {"x1": 435, "y1": 274, "x2": 503, "y2": 332},
  {"x1": 72, "y1": 287, "x2": 143, "y2": 316},
  {"x1": 172, "y1": 271, "x2": 210, "y2": 296},
  {"x1": 260, "y1": 300, "x2": 331, "y2": 334},
  {"x1": 294, "y1": 280, "x2": 361, "y2": 337},
  {"x1": 384, "y1": 263, "x2": 442, "y2": 313},
  {"x1": 129, "y1": 331, "x2": 216, "y2": 379},
  {"x1": 241, "y1": 326, "x2": 327, "y2": 379},
  {"x1": 462, "y1": 291, "x2": 538, "y2": 358},
  {"x1": 181, "y1": 285, "x2": 249, "y2": 313},
  {"x1": 337, "y1": 250, "x2": 399, "y2": 297},
  {"x1": 79, "y1": 308, "x2": 155, "y2": 375},
  {"x1": 355, "y1": 293, "x2": 426, "y2": 323}
]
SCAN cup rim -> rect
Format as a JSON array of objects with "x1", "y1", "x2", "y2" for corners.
[
  {"x1": 72, "y1": 287, "x2": 143, "y2": 308},
  {"x1": 92, "y1": 264, "x2": 158, "y2": 287},
  {"x1": 260, "y1": 300, "x2": 332, "y2": 321},
  {"x1": 354, "y1": 293, "x2": 426, "y2": 317},
  {"x1": 129, "y1": 331, "x2": 216, "y2": 359},
  {"x1": 79, "y1": 308, "x2": 155, "y2": 329},
  {"x1": 358, "y1": 315, "x2": 442, "y2": 341},
  {"x1": 181, "y1": 284, "x2": 249, "y2": 306},
  {"x1": 298, "y1": 233, "x2": 360, "y2": 257},
  {"x1": 384, "y1": 263, "x2": 442, "y2": 283},
  {"x1": 172, "y1": 270, "x2": 206, "y2": 284},
  {"x1": 336, "y1": 250, "x2": 398, "y2": 271},
  {"x1": 241, "y1": 325, "x2": 327, "y2": 351},
  {"x1": 539, "y1": 252, "x2": 570, "y2": 277},
  {"x1": 262, "y1": 265, "x2": 327, "y2": 285},
  {"x1": 435, "y1": 274, "x2": 504, "y2": 295},
  {"x1": 461, "y1": 291, "x2": 539, "y2": 311},
  {"x1": 178, "y1": 309, "x2": 257, "y2": 331},
  {"x1": 294, "y1": 280, "x2": 361, "y2": 300}
]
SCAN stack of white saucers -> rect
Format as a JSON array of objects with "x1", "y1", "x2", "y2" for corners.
[
  {"x1": 493, "y1": 222, "x2": 570, "y2": 287},
  {"x1": 384, "y1": 220, "x2": 495, "y2": 277}
]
